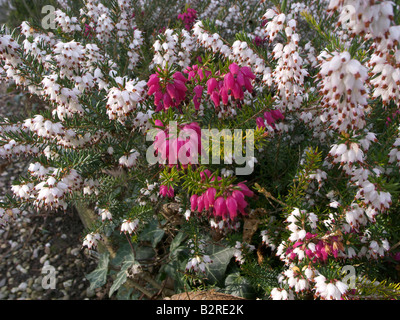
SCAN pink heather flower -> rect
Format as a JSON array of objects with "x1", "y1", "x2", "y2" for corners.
[
  {"x1": 237, "y1": 183, "x2": 254, "y2": 198},
  {"x1": 197, "y1": 194, "x2": 205, "y2": 212},
  {"x1": 226, "y1": 196, "x2": 238, "y2": 219},
  {"x1": 206, "y1": 63, "x2": 255, "y2": 108},
  {"x1": 147, "y1": 70, "x2": 188, "y2": 112},
  {"x1": 254, "y1": 36, "x2": 266, "y2": 47},
  {"x1": 152, "y1": 120, "x2": 202, "y2": 168},
  {"x1": 231, "y1": 190, "x2": 248, "y2": 214},
  {"x1": 214, "y1": 196, "x2": 227, "y2": 217},
  {"x1": 256, "y1": 109, "x2": 285, "y2": 129},
  {"x1": 190, "y1": 194, "x2": 198, "y2": 211},
  {"x1": 193, "y1": 85, "x2": 204, "y2": 110},
  {"x1": 207, "y1": 77, "x2": 219, "y2": 94},
  {"x1": 190, "y1": 178, "x2": 254, "y2": 221},
  {"x1": 256, "y1": 117, "x2": 266, "y2": 128},
  {"x1": 200, "y1": 169, "x2": 212, "y2": 181},
  {"x1": 178, "y1": 7, "x2": 197, "y2": 30},
  {"x1": 160, "y1": 185, "x2": 174, "y2": 198},
  {"x1": 206, "y1": 187, "x2": 217, "y2": 207},
  {"x1": 184, "y1": 64, "x2": 212, "y2": 81}
]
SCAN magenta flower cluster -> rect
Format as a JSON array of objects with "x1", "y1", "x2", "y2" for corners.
[
  {"x1": 178, "y1": 8, "x2": 197, "y2": 31},
  {"x1": 206, "y1": 63, "x2": 255, "y2": 108},
  {"x1": 147, "y1": 71, "x2": 188, "y2": 112},
  {"x1": 285, "y1": 232, "x2": 343, "y2": 263},
  {"x1": 190, "y1": 170, "x2": 254, "y2": 221},
  {"x1": 152, "y1": 119, "x2": 202, "y2": 168},
  {"x1": 256, "y1": 109, "x2": 285, "y2": 129},
  {"x1": 159, "y1": 184, "x2": 174, "y2": 198},
  {"x1": 184, "y1": 64, "x2": 211, "y2": 110}
]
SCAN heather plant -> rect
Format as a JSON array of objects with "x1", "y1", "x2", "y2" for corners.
[{"x1": 1, "y1": 0, "x2": 400, "y2": 300}]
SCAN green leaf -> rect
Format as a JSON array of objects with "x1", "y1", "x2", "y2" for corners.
[
  {"x1": 109, "y1": 252, "x2": 136, "y2": 297},
  {"x1": 169, "y1": 231, "x2": 187, "y2": 258},
  {"x1": 140, "y1": 220, "x2": 165, "y2": 248},
  {"x1": 109, "y1": 269, "x2": 128, "y2": 297},
  {"x1": 86, "y1": 252, "x2": 110, "y2": 290},
  {"x1": 224, "y1": 272, "x2": 256, "y2": 299},
  {"x1": 205, "y1": 244, "x2": 235, "y2": 285}
]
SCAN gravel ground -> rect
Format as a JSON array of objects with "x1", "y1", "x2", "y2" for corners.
[{"x1": 0, "y1": 84, "x2": 103, "y2": 300}]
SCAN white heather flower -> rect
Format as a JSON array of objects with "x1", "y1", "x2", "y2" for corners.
[
  {"x1": 99, "y1": 208, "x2": 112, "y2": 221},
  {"x1": 106, "y1": 78, "x2": 146, "y2": 123},
  {"x1": 121, "y1": 219, "x2": 139, "y2": 234},
  {"x1": 82, "y1": 232, "x2": 101, "y2": 249},
  {"x1": 184, "y1": 209, "x2": 191, "y2": 220},
  {"x1": 261, "y1": 230, "x2": 276, "y2": 251},
  {"x1": 318, "y1": 50, "x2": 369, "y2": 133},
  {"x1": 192, "y1": 21, "x2": 231, "y2": 58},
  {"x1": 53, "y1": 40, "x2": 85, "y2": 78},
  {"x1": 0, "y1": 35, "x2": 21, "y2": 67},
  {"x1": 119, "y1": 149, "x2": 140, "y2": 168},
  {"x1": 233, "y1": 241, "x2": 255, "y2": 265},
  {"x1": 54, "y1": 10, "x2": 82, "y2": 33},
  {"x1": 271, "y1": 288, "x2": 291, "y2": 300},
  {"x1": 314, "y1": 274, "x2": 348, "y2": 300},
  {"x1": 151, "y1": 29, "x2": 194, "y2": 69},
  {"x1": 185, "y1": 254, "x2": 212, "y2": 273}
]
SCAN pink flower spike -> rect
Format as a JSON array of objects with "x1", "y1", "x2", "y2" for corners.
[
  {"x1": 271, "y1": 109, "x2": 285, "y2": 121},
  {"x1": 256, "y1": 117, "x2": 266, "y2": 128},
  {"x1": 147, "y1": 83, "x2": 160, "y2": 96},
  {"x1": 226, "y1": 196, "x2": 238, "y2": 219},
  {"x1": 237, "y1": 183, "x2": 254, "y2": 198},
  {"x1": 305, "y1": 232, "x2": 317, "y2": 240},
  {"x1": 159, "y1": 185, "x2": 168, "y2": 197},
  {"x1": 167, "y1": 186, "x2": 174, "y2": 198},
  {"x1": 224, "y1": 72, "x2": 235, "y2": 91},
  {"x1": 207, "y1": 78, "x2": 218, "y2": 94},
  {"x1": 264, "y1": 112, "x2": 274, "y2": 126},
  {"x1": 172, "y1": 71, "x2": 187, "y2": 83},
  {"x1": 203, "y1": 191, "x2": 210, "y2": 210},
  {"x1": 231, "y1": 190, "x2": 247, "y2": 210},
  {"x1": 243, "y1": 76, "x2": 253, "y2": 93},
  {"x1": 293, "y1": 241, "x2": 303, "y2": 249},
  {"x1": 160, "y1": 185, "x2": 174, "y2": 198},
  {"x1": 202, "y1": 169, "x2": 212, "y2": 180},
  {"x1": 236, "y1": 71, "x2": 245, "y2": 87},
  {"x1": 166, "y1": 83, "x2": 177, "y2": 100},
  {"x1": 147, "y1": 74, "x2": 159, "y2": 87},
  {"x1": 206, "y1": 187, "x2": 217, "y2": 207},
  {"x1": 154, "y1": 119, "x2": 164, "y2": 127},
  {"x1": 173, "y1": 79, "x2": 187, "y2": 93},
  {"x1": 194, "y1": 84, "x2": 203, "y2": 97},
  {"x1": 197, "y1": 194, "x2": 205, "y2": 212},
  {"x1": 220, "y1": 87, "x2": 229, "y2": 105},
  {"x1": 190, "y1": 194, "x2": 198, "y2": 211},
  {"x1": 240, "y1": 66, "x2": 255, "y2": 79},
  {"x1": 229, "y1": 63, "x2": 240, "y2": 76},
  {"x1": 214, "y1": 196, "x2": 227, "y2": 217},
  {"x1": 231, "y1": 82, "x2": 243, "y2": 100},
  {"x1": 210, "y1": 91, "x2": 220, "y2": 107},
  {"x1": 163, "y1": 92, "x2": 173, "y2": 110}
]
